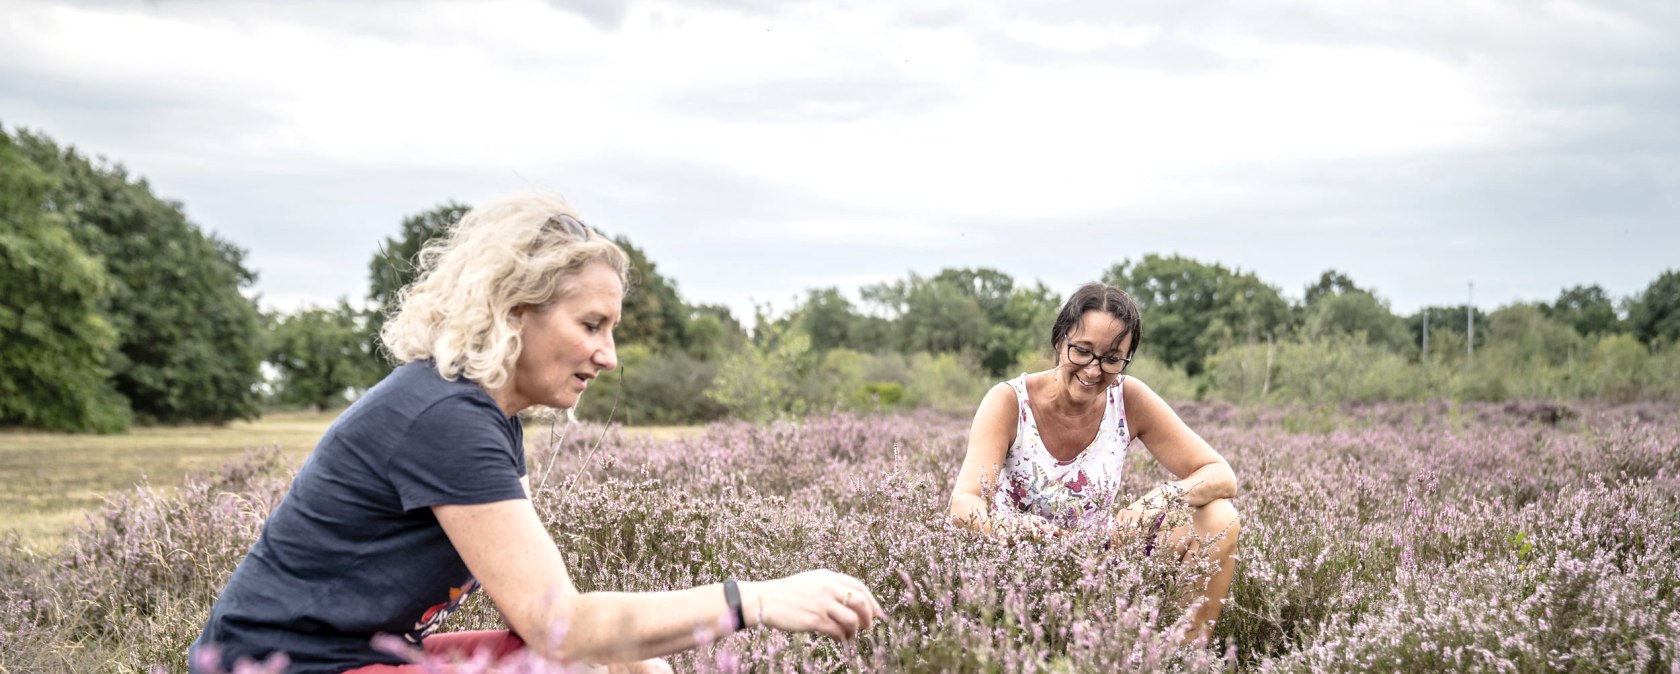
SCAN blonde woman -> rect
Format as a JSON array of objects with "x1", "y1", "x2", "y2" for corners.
[
  {"x1": 192, "y1": 193, "x2": 883, "y2": 674},
  {"x1": 948, "y1": 282, "x2": 1240, "y2": 644}
]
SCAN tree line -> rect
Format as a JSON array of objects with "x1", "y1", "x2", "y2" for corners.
[
  {"x1": 5, "y1": 124, "x2": 1679, "y2": 432},
  {"x1": 281, "y1": 201, "x2": 1680, "y2": 424},
  {"x1": 2, "y1": 126, "x2": 264, "y2": 432}
]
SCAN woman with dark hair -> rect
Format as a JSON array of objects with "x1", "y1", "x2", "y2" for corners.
[
  {"x1": 191, "y1": 193, "x2": 883, "y2": 674},
  {"x1": 947, "y1": 282, "x2": 1239, "y2": 644}
]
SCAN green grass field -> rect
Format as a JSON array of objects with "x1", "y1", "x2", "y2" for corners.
[{"x1": 0, "y1": 412, "x2": 699, "y2": 551}]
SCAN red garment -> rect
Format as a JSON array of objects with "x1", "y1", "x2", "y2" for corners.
[{"x1": 342, "y1": 630, "x2": 526, "y2": 673}]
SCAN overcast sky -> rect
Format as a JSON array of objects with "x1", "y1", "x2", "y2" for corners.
[{"x1": 3, "y1": 0, "x2": 1676, "y2": 323}]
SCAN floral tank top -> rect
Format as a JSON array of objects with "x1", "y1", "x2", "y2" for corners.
[{"x1": 992, "y1": 373, "x2": 1132, "y2": 528}]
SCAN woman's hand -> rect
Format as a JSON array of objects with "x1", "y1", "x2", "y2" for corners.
[
  {"x1": 741, "y1": 570, "x2": 885, "y2": 641},
  {"x1": 1108, "y1": 506, "x2": 1167, "y2": 551},
  {"x1": 1113, "y1": 506, "x2": 1151, "y2": 527},
  {"x1": 1110, "y1": 484, "x2": 1193, "y2": 548},
  {"x1": 994, "y1": 510, "x2": 1061, "y2": 542},
  {"x1": 1114, "y1": 481, "x2": 1188, "y2": 526}
]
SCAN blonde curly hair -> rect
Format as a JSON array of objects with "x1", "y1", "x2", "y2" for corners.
[{"x1": 380, "y1": 192, "x2": 629, "y2": 393}]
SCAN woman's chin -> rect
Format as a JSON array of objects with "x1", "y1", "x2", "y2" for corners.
[{"x1": 538, "y1": 391, "x2": 582, "y2": 411}]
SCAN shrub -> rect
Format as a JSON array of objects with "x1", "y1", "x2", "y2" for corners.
[
  {"x1": 576, "y1": 344, "x2": 728, "y2": 425},
  {"x1": 6, "y1": 406, "x2": 1678, "y2": 672},
  {"x1": 2, "y1": 448, "x2": 290, "y2": 672},
  {"x1": 901, "y1": 352, "x2": 990, "y2": 416},
  {"x1": 1583, "y1": 334, "x2": 1653, "y2": 403},
  {"x1": 1204, "y1": 336, "x2": 1422, "y2": 404},
  {"x1": 1125, "y1": 355, "x2": 1198, "y2": 401},
  {"x1": 705, "y1": 326, "x2": 818, "y2": 422}
]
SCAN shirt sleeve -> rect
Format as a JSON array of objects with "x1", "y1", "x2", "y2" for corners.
[
  {"x1": 513, "y1": 417, "x2": 528, "y2": 477},
  {"x1": 387, "y1": 393, "x2": 528, "y2": 511}
]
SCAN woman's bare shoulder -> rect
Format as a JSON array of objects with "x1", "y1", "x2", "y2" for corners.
[{"x1": 978, "y1": 380, "x2": 1019, "y2": 414}]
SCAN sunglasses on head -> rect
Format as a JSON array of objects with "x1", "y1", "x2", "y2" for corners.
[{"x1": 545, "y1": 213, "x2": 592, "y2": 240}]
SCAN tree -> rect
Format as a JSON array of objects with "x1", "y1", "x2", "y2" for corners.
[
  {"x1": 1626, "y1": 270, "x2": 1680, "y2": 349},
  {"x1": 367, "y1": 204, "x2": 698, "y2": 359},
  {"x1": 1303, "y1": 291, "x2": 1411, "y2": 353},
  {"x1": 1300, "y1": 270, "x2": 1409, "y2": 353},
  {"x1": 986, "y1": 280, "x2": 1061, "y2": 376},
  {"x1": 1303, "y1": 269, "x2": 1363, "y2": 307},
  {"x1": 612, "y1": 235, "x2": 690, "y2": 353},
  {"x1": 705, "y1": 320, "x2": 818, "y2": 421},
  {"x1": 367, "y1": 202, "x2": 471, "y2": 366},
  {"x1": 862, "y1": 272, "x2": 989, "y2": 356},
  {"x1": 1547, "y1": 284, "x2": 1620, "y2": 338},
  {"x1": 793, "y1": 287, "x2": 863, "y2": 352},
  {"x1": 1484, "y1": 304, "x2": 1584, "y2": 366},
  {"x1": 682, "y1": 303, "x2": 749, "y2": 362},
  {"x1": 856, "y1": 267, "x2": 1052, "y2": 376},
  {"x1": 0, "y1": 126, "x2": 129, "y2": 432},
  {"x1": 929, "y1": 268, "x2": 1016, "y2": 324},
  {"x1": 927, "y1": 269, "x2": 1065, "y2": 377},
  {"x1": 784, "y1": 286, "x2": 896, "y2": 355},
  {"x1": 267, "y1": 301, "x2": 382, "y2": 410},
  {"x1": 1104, "y1": 254, "x2": 1291, "y2": 376},
  {"x1": 17, "y1": 129, "x2": 265, "y2": 424}
]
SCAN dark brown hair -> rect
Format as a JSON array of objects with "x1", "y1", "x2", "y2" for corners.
[{"x1": 1049, "y1": 282, "x2": 1143, "y2": 362}]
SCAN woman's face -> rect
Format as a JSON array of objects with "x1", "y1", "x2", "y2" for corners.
[
  {"x1": 1055, "y1": 310, "x2": 1132, "y2": 402},
  {"x1": 507, "y1": 261, "x2": 623, "y2": 413}
]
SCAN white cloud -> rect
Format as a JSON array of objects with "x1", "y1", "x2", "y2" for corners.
[{"x1": 2, "y1": 0, "x2": 1675, "y2": 322}]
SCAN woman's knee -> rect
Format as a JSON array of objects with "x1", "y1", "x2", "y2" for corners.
[{"x1": 1195, "y1": 498, "x2": 1240, "y2": 542}]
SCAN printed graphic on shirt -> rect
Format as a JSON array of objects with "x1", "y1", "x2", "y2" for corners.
[
  {"x1": 993, "y1": 374, "x2": 1131, "y2": 528},
  {"x1": 1005, "y1": 463, "x2": 1108, "y2": 527},
  {"x1": 407, "y1": 578, "x2": 478, "y2": 643}
]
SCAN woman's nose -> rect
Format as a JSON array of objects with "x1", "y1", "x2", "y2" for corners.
[{"x1": 594, "y1": 336, "x2": 618, "y2": 371}]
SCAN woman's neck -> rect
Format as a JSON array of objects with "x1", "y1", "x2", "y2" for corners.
[{"x1": 1035, "y1": 371, "x2": 1102, "y2": 420}]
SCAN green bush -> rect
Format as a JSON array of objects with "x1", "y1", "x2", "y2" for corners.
[
  {"x1": 705, "y1": 324, "x2": 818, "y2": 422},
  {"x1": 814, "y1": 348, "x2": 869, "y2": 412},
  {"x1": 1647, "y1": 346, "x2": 1680, "y2": 398},
  {"x1": 1205, "y1": 336, "x2": 1423, "y2": 404},
  {"x1": 858, "y1": 381, "x2": 907, "y2": 407},
  {"x1": 575, "y1": 344, "x2": 728, "y2": 425},
  {"x1": 1582, "y1": 334, "x2": 1652, "y2": 403},
  {"x1": 1125, "y1": 354, "x2": 1198, "y2": 401},
  {"x1": 1201, "y1": 342, "x2": 1271, "y2": 404},
  {"x1": 901, "y1": 352, "x2": 990, "y2": 416}
]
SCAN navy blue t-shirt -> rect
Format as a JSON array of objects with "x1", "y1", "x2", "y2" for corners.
[{"x1": 192, "y1": 361, "x2": 527, "y2": 674}]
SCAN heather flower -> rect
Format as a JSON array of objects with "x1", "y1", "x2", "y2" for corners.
[{"x1": 3, "y1": 404, "x2": 1677, "y2": 672}]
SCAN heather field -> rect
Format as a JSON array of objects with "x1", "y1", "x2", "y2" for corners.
[{"x1": 2, "y1": 402, "x2": 1677, "y2": 673}]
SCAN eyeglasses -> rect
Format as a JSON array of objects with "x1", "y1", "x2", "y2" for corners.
[
  {"x1": 1066, "y1": 343, "x2": 1131, "y2": 374},
  {"x1": 545, "y1": 213, "x2": 593, "y2": 240}
]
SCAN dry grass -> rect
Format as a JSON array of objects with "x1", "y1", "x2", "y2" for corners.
[
  {"x1": 0, "y1": 411, "x2": 701, "y2": 551},
  {"x1": 0, "y1": 411, "x2": 332, "y2": 550}
]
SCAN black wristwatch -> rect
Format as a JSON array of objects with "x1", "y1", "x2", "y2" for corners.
[{"x1": 723, "y1": 577, "x2": 746, "y2": 631}]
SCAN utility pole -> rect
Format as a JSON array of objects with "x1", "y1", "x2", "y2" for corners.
[{"x1": 1467, "y1": 281, "x2": 1475, "y2": 362}]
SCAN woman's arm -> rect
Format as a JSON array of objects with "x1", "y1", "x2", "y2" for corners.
[
  {"x1": 1122, "y1": 377, "x2": 1237, "y2": 508},
  {"x1": 434, "y1": 499, "x2": 883, "y2": 666},
  {"x1": 948, "y1": 383, "x2": 1021, "y2": 534}
]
